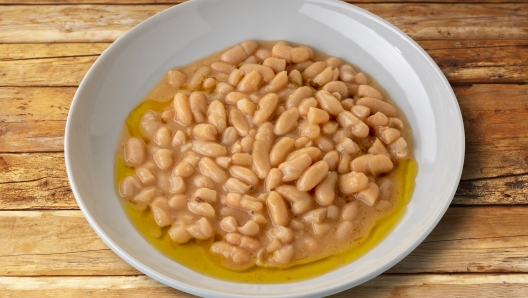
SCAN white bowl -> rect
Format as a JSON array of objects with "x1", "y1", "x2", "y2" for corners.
[{"x1": 64, "y1": 0, "x2": 464, "y2": 297}]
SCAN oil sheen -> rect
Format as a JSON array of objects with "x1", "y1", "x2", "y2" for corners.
[{"x1": 115, "y1": 98, "x2": 417, "y2": 283}]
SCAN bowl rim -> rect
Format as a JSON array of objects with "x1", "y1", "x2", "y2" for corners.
[{"x1": 64, "y1": 0, "x2": 465, "y2": 297}]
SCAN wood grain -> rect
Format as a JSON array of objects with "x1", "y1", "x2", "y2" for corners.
[
  {"x1": 0, "y1": 87, "x2": 73, "y2": 152},
  {"x1": 0, "y1": 4, "x2": 528, "y2": 43},
  {"x1": 2, "y1": 207, "x2": 528, "y2": 276},
  {"x1": 2, "y1": 0, "x2": 528, "y2": 4},
  {"x1": 1, "y1": 274, "x2": 528, "y2": 297},
  {"x1": 1, "y1": 40, "x2": 527, "y2": 87}
]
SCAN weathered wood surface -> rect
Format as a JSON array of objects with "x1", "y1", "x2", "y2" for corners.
[
  {"x1": 0, "y1": 4, "x2": 528, "y2": 43},
  {"x1": 2, "y1": 40, "x2": 528, "y2": 87},
  {"x1": 1, "y1": 274, "x2": 528, "y2": 298},
  {"x1": 1, "y1": 207, "x2": 528, "y2": 276},
  {"x1": 2, "y1": 0, "x2": 528, "y2": 4}
]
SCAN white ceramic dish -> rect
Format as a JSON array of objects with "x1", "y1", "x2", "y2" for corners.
[{"x1": 64, "y1": 0, "x2": 464, "y2": 297}]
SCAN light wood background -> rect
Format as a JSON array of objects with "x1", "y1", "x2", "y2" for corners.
[{"x1": 1, "y1": 0, "x2": 528, "y2": 297}]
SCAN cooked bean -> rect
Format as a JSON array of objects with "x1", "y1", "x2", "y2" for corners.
[
  {"x1": 356, "y1": 97, "x2": 397, "y2": 117},
  {"x1": 323, "y1": 151, "x2": 339, "y2": 171},
  {"x1": 168, "y1": 194, "x2": 187, "y2": 210},
  {"x1": 357, "y1": 182, "x2": 380, "y2": 206},
  {"x1": 316, "y1": 90, "x2": 344, "y2": 116},
  {"x1": 313, "y1": 66, "x2": 334, "y2": 86},
  {"x1": 266, "y1": 191, "x2": 289, "y2": 226},
  {"x1": 237, "y1": 98, "x2": 256, "y2": 116},
  {"x1": 298, "y1": 97, "x2": 318, "y2": 117},
  {"x1": 286, "y1": 86, "x2": 312, "y2": 109},
  {"x1": 341, "y1": 201, "x2": 360, "y2": 221},
  {"x1": 270, "y1": 137, "x2": 296, "y2": 167},
  {"x1": 150, "y1": 197, "x2": 172, "y2": 227},
  {"x1": 307, "y1": 107, "x2": 330, "y2": 124},
  {"x1": 238, "y1": 220, "x2": 260, "y2": 236},
  {"x1": 136, "y1": 167, "x2": 156, "y2": 185},
  {"x1": 322, "y1": 121, "x2": 339, "y2": 135},
  {"x1": 339, "y1": 171, "x2": 369, "y2": 194},
  {"x1": 231, "y1": 153, "x2": 253, "y2": 167},
  {"x1": 194, "y1": 188, "x2": 217, "y2": 203},
  {"x1": 351, "y1": 105, "x2": 370, "y2": 120},
  {"x1": 274, "y1": 107, "x2": 299, "y2": 136},
  {"x1": 294, "y1": 136, "x2": 311, "y2": 148},
  {"x1": 303, "y1": 208, "x2": 327, "y2": 223},
  {"x1": 341, "y1": 98, "x2": 354, "y2": 110},
  {"x1": 323, "y1": 81, "x2": 348, "y2": 98},
  {"x1": 169, "y1": 224, "x2": 192, "y2": 244},
  {"x1": 358, "y1": 85, "x2": 382, "y2": 99},
  {"x1": 211, "y1": 61, "x2": 235, "y2": 74},
  {"x1": 285, "y1": 147, "x2": 322, "y2": 163},
  {"x1": 216, "y1": 156, "x2": 232, "y2": 169},
  {"x1": 351, "y1": 154, "x2": 393, "y2": 176},
  {"x1": 327, "y1": 205, "x2": 339, "y2": 219},
  {"x1": 315, "y1": 136, "x2": 334, "y2": 153},
  {"x1": 172, "y1": 130, "x2": 187, "y2": 147},
  {"x1": 377, "y1": 200, "x2": 393, "y2": 211},
  {"x1": 265, "y1": 168, "x2": 283, "y2": 192},
  {"x1": 153, "y1": 127, "x2": 172, "y2": 148},
  {"x1": 240, "y1": 196, "x2": 264, "y2": 212},
  {"x1": 230, "y1": 165, "x2": 259, "y2": 186},
  {"x1": 237, "y1": 70, "x2": 262, "y2": 92},
  {"x1": 264, "y1": 71, "x2": 288, "y2": 93},
  {"x1": 389, "y1": 137, "x2": 408, "y2": 159},
  {"x1": 167, "y1": 69, "x2": 187, "y2": 87},
  {"x1": 263, "y1": 57, "x2": 286, "y2": 73},
  {"x1": 221, "y1": 216, "x2": 238, "y2": 232},
  {"x1": 239, "y1": 136, "x2": 254, "y2": 153},
  {"x1": 182, "y1": 153, "x2": 200, "y2": 168},
  {"x1": 255, "y1": 48, "x2": 272, "y2": 60},
  {"x1": 225, "y1": 177, "x2": 251, "y2": 194},
  {"x1": 389, "y1": 117, "x2": 404, "y2": 129},
  {"x1": 207, "y1": 100, "x2": 227, "y2": 133},
  {"x1": 255, "y1": 122, "x2": 276, "y2": 151},
  {"x1": 173, "y1": 161, "x2": 195, "y2": 178},
  {"x1": 298, "y1": 121, "x2": 320, "y2": 139},
  {"x1": 124, "y1": 137, "x2": 146, "y2": 166},
  {"x1": 198, "y1": 157, "x2": 228, "y2": 183},
  {"x1": 132, "y1": 187, "x2": 156, "y2": 207},
  {"x1": 337, "y1": 153, "x2": 351, "y2": 174},
  {"x1": 169, "y1": 175, "x2": 186, "y2": 194},
  {"x1": 226, "y1": 232, "x2": 261, "y2": 252},
  {"x1": 229, "y1": 108, "x2": 250, "y2": 137},
  {"x1": 312, "y1": 223, "x2": 331, "y2": 235},
  {"x1": 191, "y1": 140, "x2": 228, "y2": 157},
  {"x1": 188, "y1": 200, "x2": 215, "y2": 217},
  {"x1": 220, "y1": 127, "x2": 238, "y2": 147},
  {"x1": 225, "y1": 92, "x2": 246, "y2": 105},
  {"x1": 339, "y1": 64, "x2": 356, "y2": 82},
  {"x1": 337, "y1": 111, "x2": 369, "y2": 138},
  {"x1": 355, "y1": 72, "x2": 368, "y2": 84},
  {"x1": 252, "y1": 140, "x2": 271, "y2": 179},
  {"x1": 368, "y1": 138, "x2": 390, "y2": 156},
  {"x1": 275, "y1": 185, "x2": 312, "y2": 214},
  {"x1": 273, "y1": 245, "x2": 294, "y2": 264},
  {"x1": 303, "y1": 61, "x2": 327, "y2": 79},
  {"x1": 239, "y1": 64, "x2": 275, "y2": 83},
  {"x1": 335, "y1": 137, "x2": 360, "y2": 155},
  {"x1": 288, "y1": 69, "x2": 303, "y2": 85},
  {"x1": 315, "y1": 171, "x2": 337, "y2": 206},
  {"x1": 153, "y1": 149, "x2": 173, "y2": 170},
  {"x1": 189, "y1": 92, "x2": 207, "y2": 123},
  {"x1": 173, "y1": 93, "x2": 193, "y2": 126},
  {"x1": 220, "y1": 41, "x2": 256, "y2": 65},
  {"x1": 296, "y1": 160, "x2": 329, "y2": 192},
  {"x1": 253, "y1": 93, "x2": 279, "y2": 125},
  {"x1": 214, "y1": 82, "x2": 234, "y2": 96},
  {"x1": 188, "y1": 66, "x2": 210, "y2": 90},
  {"x1": 279, "y1": 153, "x2": 312, "y2": 182},
  {"x1": 366, "y1": 112, "x2": 389, "y2": 127},
  {"x1": 192, "y1": 123, "x2": 217, "y2": 141},
  {"x1": 379, "y1": 127, "x2": 401, "y2": 145}
]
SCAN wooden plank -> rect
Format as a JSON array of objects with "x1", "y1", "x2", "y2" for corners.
[
  {"x1": 1, "y1": 274, "x2": 528, "y2": 297},
  {"x1": 2, "y1": 0, "x2": 528, "y2": 4},
  {"x1": 0, "y1": 43, "x2": 110, "y2": 61},
  {"x1": 1, "y1": 40, "x2": 527, "y2": 87},
  {"x1": 2, "y1": 207, "x2": 528, "y2": 276},
  {"x1": 455, "y1": 84, "x2": 528, "y2": 180},
  {"x1": 0, "y1": 87, "x2": 73, "y2": 152},
  {"x1": 0, "y1": 4, "x2": 528, "y2": 43},
  {"x1": 1, "y1": 152, "x2": 526, "y2": 210},
  {"x1": 0, "y1": 153, "x2": 75, "y2": 209}
]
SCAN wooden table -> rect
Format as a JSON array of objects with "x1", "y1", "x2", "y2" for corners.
[{"x1": 1, "y1": 0, "x2": 527, "y2": 297}]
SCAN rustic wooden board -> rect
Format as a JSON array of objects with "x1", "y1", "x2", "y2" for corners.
[
  {"x1": 2, "y1": 207, "x2": 528, "y2": 276},
  {"x1": 1, "y1": 40, "x2": 528, "y2": 87},
  {"x1": 0, "y1": 4, "x2": 528, "y2": 43},
  {"x1": 2, "y1": 0, "x2": 528, "y2": 4},
  {"x1": 1, "y1": 274, "x2": 528, "y2": 297}
]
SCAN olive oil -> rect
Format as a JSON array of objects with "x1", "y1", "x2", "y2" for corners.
[{"x1": 115, "y1": 99, "x2": 417, "y2": 283}]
